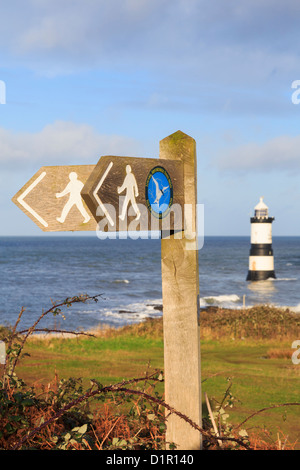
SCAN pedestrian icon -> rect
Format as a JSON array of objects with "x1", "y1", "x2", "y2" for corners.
[
  {"x1": 117, "y1": 165, "x2": 141, "y2": 221},
  {"x1": 56, "y1": 172, "x2": 91, "y2": 224},
  {"x1": 80, "y1": 154, "x2": 183, "y2": 232}
]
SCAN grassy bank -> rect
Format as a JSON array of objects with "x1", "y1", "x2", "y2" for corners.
[{"x1": 1, "y1": 304, "x2": 300, "y2": 449}]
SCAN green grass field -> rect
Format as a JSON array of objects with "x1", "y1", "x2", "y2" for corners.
[{"x1": 12, "y1": 305, "x2": 300, "y2": 449}]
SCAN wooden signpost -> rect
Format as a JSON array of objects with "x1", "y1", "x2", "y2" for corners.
[
  {"x1": 160, "y1": 132, "x2": 201, "y2": 450},
  {"x1": 81, "y1": 155, "x2": 184, "y2": 233},
  {"x1": 12, "y1": 130, "x2": 202, "y2": 450},
  {"x1": 12, "y1": 165, "x2": 97, "y2": 232}
]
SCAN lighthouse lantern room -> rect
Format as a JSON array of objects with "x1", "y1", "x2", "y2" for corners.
[{"x1": 246, "y1": 197, "x2": 276, "y2": 281}]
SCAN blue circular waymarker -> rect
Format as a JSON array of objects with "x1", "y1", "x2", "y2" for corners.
[{"x1": 145, "y1": 166, "x2": 173, "y2": 218}]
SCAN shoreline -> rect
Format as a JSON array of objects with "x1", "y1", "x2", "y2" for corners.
[{"x1": 27, "y1": 303, "x2": 300, "y2": 340}]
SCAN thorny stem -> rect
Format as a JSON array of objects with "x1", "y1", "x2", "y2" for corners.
[
  {"x1": 5, "y1": 294, "x2": 102, "y2": 379},
  {"x1": 17, "y1": 328, "x2": 96, "y2": 337},
  {"x1": 113, "y1": 388, "x2": 252, "y2": 449},
  {"x1": 12, "y1": 372, "x2": 161, "y2": 450},
  {"x1": 3, "y1": 307, "x2": 26, "y2": 378},
  {"x1": 235, "y1": 403, "x2": 300, "y2": 430},
  {"x1": 12, "y1": 372, "x2": 252, "y2": 451},
  {"x1": 5, "y1": 294, "x2": 300, "y2": 451}
]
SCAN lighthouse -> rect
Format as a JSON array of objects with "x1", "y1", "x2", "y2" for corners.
[{"x1": 246, "y1": 197, "x2": 276, "y2": 281}]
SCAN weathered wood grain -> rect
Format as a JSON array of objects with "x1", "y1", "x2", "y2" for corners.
[
  {"x1": 160, "y1": 131, "x2": 202, "y2": 450},
  {"x1": 82, "y1": 155, "x2": 184, "y2": 232},
  {"x1": 12, "y1": 165, "x2": 97, "y2": 232}
]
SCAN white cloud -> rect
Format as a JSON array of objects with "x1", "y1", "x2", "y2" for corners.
[
  {"x1": 0, "y1": 1, "x2": 298, "y2": 118},
  {"x1": 0, "y1": 121, "x2": 142, "y2": 167},
  {"x1": 1, "y1": 0, "x2": 299, "y2": 86},
  {"x1": 216, "y1": 134, "x2": 300, "y2": 173}
]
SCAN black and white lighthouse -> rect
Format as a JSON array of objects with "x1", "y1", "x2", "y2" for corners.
[{"x1": 246, "y1": 197, "x2": 276, "y2": 281}]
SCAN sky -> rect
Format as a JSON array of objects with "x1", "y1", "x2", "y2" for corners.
[{"x1": 1, "y1": 0, "x2": 300, "y2": 237}]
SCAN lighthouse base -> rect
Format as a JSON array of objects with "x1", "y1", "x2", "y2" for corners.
[{"x1": 246, "y1": 270, "x2": 276, "y2": 281}]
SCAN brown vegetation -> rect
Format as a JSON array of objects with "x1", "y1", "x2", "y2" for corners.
[{"x1": 0, "y1": 298, "x2": 299, "y2": 450}]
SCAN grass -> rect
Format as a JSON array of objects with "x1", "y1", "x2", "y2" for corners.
[
  {"x1": 1, "y1": 304, "x2": 300, "y2": 449},
  {"x1": 19, "y1": 326, "x2": 164, "y2": 388},
  {"x1": 201, "y1": 339, "x2": 300, "y2": 442}
]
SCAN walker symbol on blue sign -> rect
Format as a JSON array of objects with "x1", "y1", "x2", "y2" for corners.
[{"x1": 145, "y1": 166, "x2": 173, "y2": 218}]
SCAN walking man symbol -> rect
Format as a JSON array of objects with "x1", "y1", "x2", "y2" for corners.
[
  {"x1": 118, "y1": 165, "x2": 141, "y2": 221},
  {"x1": 56, "y1": 172, "x2": 90, "y2": 224}
]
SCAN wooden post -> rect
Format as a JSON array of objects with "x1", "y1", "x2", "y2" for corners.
[{"x1": 160, "y1": 130, "x2": 202, "y2": 450}]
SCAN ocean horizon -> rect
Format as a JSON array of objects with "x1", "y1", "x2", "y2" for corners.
[{"x1": 0, "y1": 235, "x2": 299, "y2": 332}]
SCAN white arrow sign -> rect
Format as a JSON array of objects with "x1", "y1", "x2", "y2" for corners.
[
  {"x1": 12, "y1": 165, "x2": 97, "y2": 232},
  {"x1": 82, "y1": 155, "x2": 184, "y2": 232},
  {"x1": 93, "y1": 161, "x2": 114, "y2": 226},
  {"x1": 17, "y1": 171, "x2": 48, "y2": 227}
]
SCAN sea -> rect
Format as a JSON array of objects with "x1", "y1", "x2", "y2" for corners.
[{"x1": 0, "y1": 236, "x2": 299, "y2": 333}]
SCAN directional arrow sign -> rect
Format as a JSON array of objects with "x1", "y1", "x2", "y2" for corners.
[
  {"x1": 12, "y1": 165, "x2": 97, "y2": 231},
  {"x1": 81, "y1": 155, "x2": 184, "y2": 232},
  {"x1": 11, "y1": 131, "x2": 202, "y2": 450}
]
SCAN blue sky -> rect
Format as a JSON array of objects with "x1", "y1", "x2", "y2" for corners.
[{"x1": 1, "y1": 0, "x2": 300, "y2": 236}]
